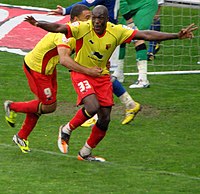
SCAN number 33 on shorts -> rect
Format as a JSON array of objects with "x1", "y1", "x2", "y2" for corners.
[{"x1": 78, "y1": 80, "x2": 91, "y2": 92}]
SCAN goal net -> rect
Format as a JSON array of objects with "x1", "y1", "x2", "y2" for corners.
[{"x1": 124, "y1": 0, "x2": 200, "y2": 76}]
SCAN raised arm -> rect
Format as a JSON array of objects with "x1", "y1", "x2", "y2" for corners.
[
  {"x1": 48, "y1": 5, "x2": 64, "y2": 15},
  {"x1": 134, "y1": 23, "x2": 198, "y2": 41},
  {"x1": 48, "y1": 0, "x2": 102, "y2": 15},
  {"x1": 24, "y1": 16, "x2": 68, "y2": 34}
]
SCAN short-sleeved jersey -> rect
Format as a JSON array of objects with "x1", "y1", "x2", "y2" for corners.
[
  {"x1": 24, "y1": 32, "x2": 69, "y2": 75},
  {"x1": 66, "y1": 20, "x2": 137, "y2": 74},
  {"x1": 65, "y1": 37, "x2": 76, "y2": 55},
  {"x1": 64, "y1": 0, "x2": 119, "y2": 24}
]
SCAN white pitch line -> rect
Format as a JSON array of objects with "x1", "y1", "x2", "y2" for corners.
[
  {"x1": 1, "y1": 143, "x2": 200, "y2": 181},
  {"x1": 0, "y1": 143, "x2": 76, "y2": 158}
]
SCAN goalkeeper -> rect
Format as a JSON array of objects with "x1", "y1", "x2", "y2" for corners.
[{"x1": 113, "y1": 0, "x2": 158, "y2": 88}]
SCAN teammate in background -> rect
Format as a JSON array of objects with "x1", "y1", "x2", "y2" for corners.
[
  {"x1": 113, "y1": 0, "x2": 158, "y2": 88},
  {"x1": 4, "y1": 5, "x2": 101, "y2": 154},
  {"x1": 147, "y1": 0, "x2": 165, "y2": 61},
  {"x1": 25, "y1": 5, "x2": 197, "y2": 162},
  {"x1": 49, "y1": 0, "x2": 119, "y2": 24},
  {"x1": 49, "y1": 0, "x2": 141, "y2": 126}
]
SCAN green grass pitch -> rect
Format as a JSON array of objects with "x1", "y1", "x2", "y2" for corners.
[{"x1": 0, "y1": 1, "x2": 200, "y2": 193}]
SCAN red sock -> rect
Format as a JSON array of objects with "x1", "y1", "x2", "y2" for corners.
[
  {"x1": 87, "y1": 124, "x2": 106, "y2": 148},
  {"x1": 69, "y1": 108, "x2": 89, "y2": 130},
  {"x1": 10, "y1": 100, "x2": 40, "y2": 113},
  {"x1": 18, "y1": 113, "x2": 40, "y2": 140}
]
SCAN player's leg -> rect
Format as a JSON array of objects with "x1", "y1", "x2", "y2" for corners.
[
  {"x1": 112, "y1": 44, "x2": 126, "y2": 83},
  {"x1": 81, "y1": 114, "x2": 98, "y2": 127},
  {"x1": 129, "y1": 1, "x2": 158, "y2": 89},
  {"x1": 112, "y1": 77, "x2": 141, "y2": 124},
  {"x1": 8, "y1": 98, "x2": 41, "y2": 153},
  {"x1": 112, "y1": 15, "x2": 128, "y2": 83},
  {"x1": 9, "y1": 64, "x2": 57, "y2": 153},
  {"x1": 147, "y1": 5, "x2": 162, "y2": 61},
  {"x1": 77, "y1": 75, "x2": 113, "y2": 162},
  {"x1": 4, "y1": 100, "x2": 17, "y2": 128},
  {"x1": 58, "y1": 72, "x2": 99, "y2": 154},
  {"x1": 4, "y1": 64, "x2": 42, "y2": 127},
  {"x1": 59, "y1": 94, "x2": 99, "y2": 154},
  {"x1": 12, "y1": 112, "x2": 40, "y2": 153},
  {"x1": 12, "y1": 103, "x2": 57, "y2": 154},
  {"x1": 130, "y1": 39, "x2": 150, "y2": 88},
  {"x1": 78, "y1": 106, "x2": 112, "y2": 162},
  {"x1": 59, "y1": 98, "x2": 98, "y2": 154},
  {"x1": 82, "y1": 76, "x2": 141, "y2": 126},
  {"x1": 5, "y1": 61, "x2": 40, "y2": 126}
]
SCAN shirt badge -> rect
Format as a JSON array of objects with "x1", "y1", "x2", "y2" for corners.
[{"x1": 106, "y1": 44, "x2": 111, "y2": 50}]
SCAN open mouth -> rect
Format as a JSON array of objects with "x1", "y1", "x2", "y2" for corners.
[{"x1": 94, "y1": 25, "x2": 101, "y2": 31}]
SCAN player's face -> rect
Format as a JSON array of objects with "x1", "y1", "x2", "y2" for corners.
[
  {"x1": 92, "y1": 10, "x2": 108, "y2": 35},
  {"x1": 78, "y1": 10, "x2": 91, "y2": 22}
]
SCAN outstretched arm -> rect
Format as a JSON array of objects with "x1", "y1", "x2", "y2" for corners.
[
  {"x1": 49, "y1": 0, "x2": 102, "y2": 15},
  {"x1": 134, "y1": 23, "x2": 198, "y2": 41},
  {"x1": 48, "y1": 5, "x2": 64, "y2": 15},
  {"x1": 24, "y1": 16, "x2": 68, "y2": 34}
]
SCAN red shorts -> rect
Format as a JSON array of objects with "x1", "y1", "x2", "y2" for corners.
[
  {"x1": 70, "y1": 71, "x2": 113, "y2": 107},
  {"x1": 23, "y1": 63, "x2": 57, "y2": 105}
]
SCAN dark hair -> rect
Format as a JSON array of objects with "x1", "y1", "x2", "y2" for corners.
[{"x1": 70, "y1": 4, "x2": 90, "y2": 21}]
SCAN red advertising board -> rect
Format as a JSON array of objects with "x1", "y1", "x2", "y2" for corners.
[{"x1": 0, "y1": 4, "x2": 70, "y2": 54}]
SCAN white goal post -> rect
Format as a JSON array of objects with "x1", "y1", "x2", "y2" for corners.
[{"x1": 124, "y1": 0, "x2": 200, "y2": 76}]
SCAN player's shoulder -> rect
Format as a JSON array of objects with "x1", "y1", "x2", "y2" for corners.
[
  {"x1": 107, "y1": 22, "x2": 133, "y2": 32},
  {"x1": 68, "y1": 20, "x2": 91, "y2": 34},
  {"x1": 51, "y1": 32, "x2": 65, "y2": 41},
  {"x1": 38, "y1": 32, "x2": 57, "y2": 43},
  {"x1": 106, "y1": 22, "x2": 117, "y2": 32},
  {"x1": 69, "y1": 20, "x2": 91, "y2": 28}
]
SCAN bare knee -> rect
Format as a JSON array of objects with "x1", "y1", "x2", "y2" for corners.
[
  {"x1": 87, "y1": 103, "x2": 100, "y2": 116},
  {"x1": 97, "y1": 114, "x2": 111, "y2": 130},
  {"x1": 83, "y1": 94, "x2": 100, "y2": 116},
  {"x1": 41, "y1": 102, "x2": 57, "y2": 114}
]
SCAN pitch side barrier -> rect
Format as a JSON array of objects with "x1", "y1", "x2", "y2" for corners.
[{"x1": 165, "y1": 0, "x2": 200, "y2": 9}]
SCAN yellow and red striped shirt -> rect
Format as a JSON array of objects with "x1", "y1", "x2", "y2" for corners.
[
  {"x1": 66, "y1": 20, "x2": 137, "y2": 74},
  {"x1": 25, "y1": 32, "x2": 70, "y2": 75}
]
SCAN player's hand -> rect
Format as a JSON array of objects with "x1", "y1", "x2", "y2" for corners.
[
  {"x1": 24, "y1": 16, "x2": 38, "y2": 26},
  {"x1": 127, "y1": 22, "x2": 135, "y2": 29},
  {"x1": 48, "y1": 5, "x2": 64, "y2": 15},
  {"x1": 88, "y1": 67, "x2": 103, "y2": 77},
  {"x1": 126, "y1": 18, "x2": 135, "y2": 28},
  {"x1": 178, "y1": 23, "x2": 198, "y2": 39}
]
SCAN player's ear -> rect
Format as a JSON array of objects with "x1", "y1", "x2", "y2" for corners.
[{"x1": 73, "y1": 16, "x2": 78, "y2": 22}]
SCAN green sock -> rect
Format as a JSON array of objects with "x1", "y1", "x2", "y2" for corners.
[{"x1": 119, "y1": 45, "x2": 126, "y2": 60}]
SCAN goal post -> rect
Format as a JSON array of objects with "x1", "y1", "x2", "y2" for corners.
[{"x1": 124, "y1": 0, "x2": 200, "y2": 76}]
